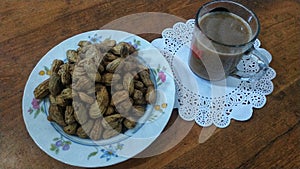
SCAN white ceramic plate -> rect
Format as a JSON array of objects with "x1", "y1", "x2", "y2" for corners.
[{"x1": 22, "y1": 30, "x2": 175, "y2": 167}]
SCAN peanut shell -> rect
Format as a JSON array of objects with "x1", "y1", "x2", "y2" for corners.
[
  {"x1": 34, "y1": 78, "x2": 50, "y2": 99},
  {"x1": 89, "y1": 119, "x2": 103, "y2": 140}
]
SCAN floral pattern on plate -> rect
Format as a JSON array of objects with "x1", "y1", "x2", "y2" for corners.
[
  {"x1": 50, "y1": 136, "x2": 72, "y2": 154},
  {"x1": 87, "y1": 143, "x2": 124, "y2": 161},
  {"x1": 27, "y1": 98, "x2": 45, "y2": 118}
]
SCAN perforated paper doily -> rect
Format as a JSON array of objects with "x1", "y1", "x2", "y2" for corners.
[{"x1": 151, "y1": 19, "x2": 276, "y2": 128}]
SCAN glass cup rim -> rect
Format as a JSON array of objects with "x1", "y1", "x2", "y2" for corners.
[{"x1": 195, "y1": 0, "x2": 261, "y2": 48}]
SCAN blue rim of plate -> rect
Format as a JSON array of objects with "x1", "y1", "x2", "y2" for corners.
[{"x1": 22, "y1": 30, "x2": 175, "y2": 167}]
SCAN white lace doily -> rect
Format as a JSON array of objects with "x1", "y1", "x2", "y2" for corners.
[{"x1": 151, "y1": 19, "x2": 276, "y2": 128}]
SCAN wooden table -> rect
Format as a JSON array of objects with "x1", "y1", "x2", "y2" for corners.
[{"x1": 1, "y1": 0, "x2": 299, "y2": 168}]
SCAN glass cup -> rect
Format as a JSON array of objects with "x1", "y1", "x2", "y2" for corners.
[{"x1": 189, "y1": 0, "x2": 269, "y2": 81}]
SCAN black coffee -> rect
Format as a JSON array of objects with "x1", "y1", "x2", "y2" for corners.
[
  {"x1": 200, "y1": 11, "x2": 252, "y2": 45},
  {"x1": 189, "y1": 11, "x2": 253, "y2": 80}
]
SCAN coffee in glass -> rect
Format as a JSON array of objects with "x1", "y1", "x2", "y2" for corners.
[{"x1": 189, "y1": 0, "x2": 269, "y2": 81}]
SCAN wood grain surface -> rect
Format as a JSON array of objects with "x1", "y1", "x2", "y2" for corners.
[{"x1": 0, "y1": 0, "x2": 299, "y2": 169}]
